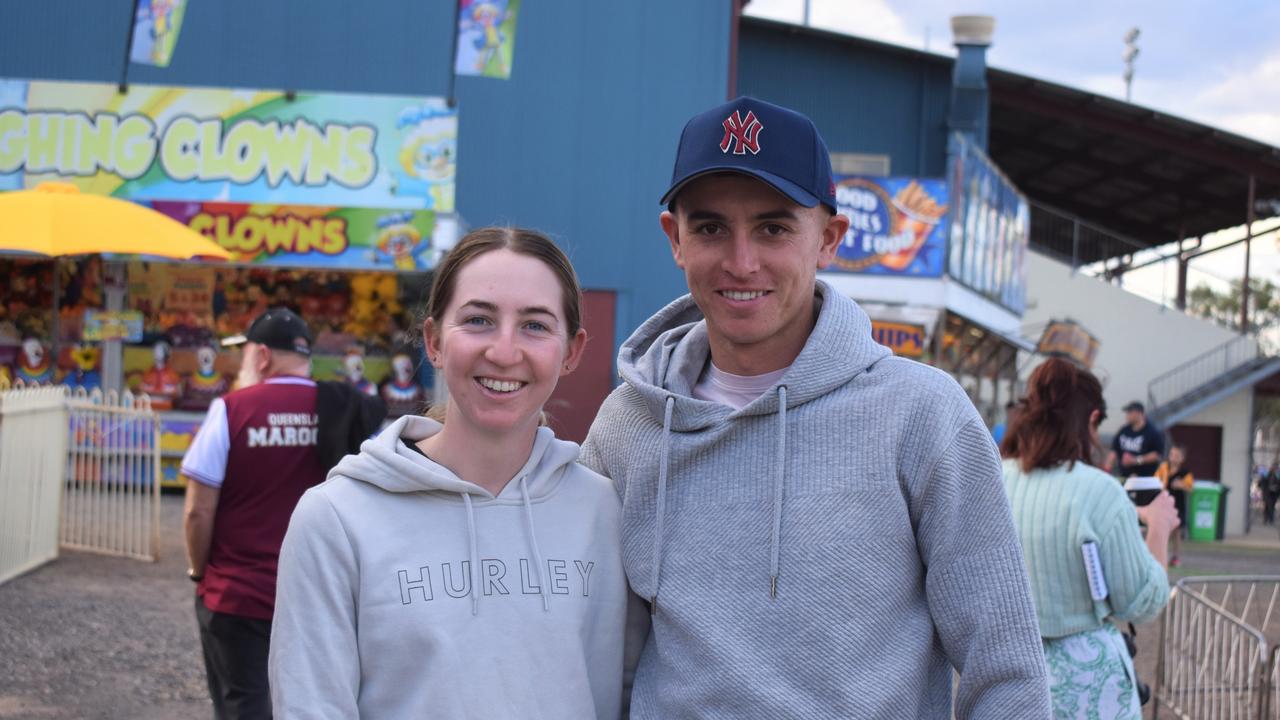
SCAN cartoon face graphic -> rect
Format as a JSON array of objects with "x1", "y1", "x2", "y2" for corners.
[
  {"x1": 380, "y1": 225, "x2": 422, "y2": 259},
  {"x1": 397, "y1": 114, "x2": 456, "y2": 183},
  {"x1": 197, "y1": 346, "x2": 217, "y2": 375},
  {"x1": 21, "y1": 338, "x2": 43, "y2": 367},
  {"x1": 401, "y1": 136, "x2": 454, "y2": 182},
  {"x1": 474, "y1": 3, "x2": 500, "y2": 25},
  {"x1": 392, "y1": 354, "x2": 414, "y2": 384}
]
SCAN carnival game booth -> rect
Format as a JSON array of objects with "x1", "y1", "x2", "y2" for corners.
[
  {"x1": 0, "y1": 235, "x2": 446, "y2": 487},
  {"x1": 0, "y1": 77, "x2": 459, "y2": 486},
  {"x1": 124, "y1": 251, "x2": 442, "y2": 488}
]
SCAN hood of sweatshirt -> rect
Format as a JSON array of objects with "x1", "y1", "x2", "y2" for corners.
[
  {"x1": 615, "y1": 280, "x2": 891, "y2": 603},
  {"x1": 331, "y1": 414, "x2": 580, "y2": 499},
  {"x1": 329, "y1": 414, "x2": 582, "y2": 614},
  {"x1": 618, "y1": 280, "x2": 890, "y2": 428}
]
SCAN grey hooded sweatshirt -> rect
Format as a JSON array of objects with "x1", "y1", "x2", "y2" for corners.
[
  {"x1": 270, "y1": 415, "x2": 646, "y2": 719},
  {"x1": 581, "y1": 281, "x2": 1051, "y2": 719}
]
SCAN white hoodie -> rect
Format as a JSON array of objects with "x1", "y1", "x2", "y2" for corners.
[{"x1": 269, "y1": 415, "x2": 645, "y2": 719}]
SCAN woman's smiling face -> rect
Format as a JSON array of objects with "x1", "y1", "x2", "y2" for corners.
[{"x1": 426, "y1": 248, "x2": 585, "y2": 437}]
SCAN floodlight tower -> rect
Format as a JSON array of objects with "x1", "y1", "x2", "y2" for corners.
[{"x1": 1123, "y1": 27, "x2": 1140, "y2": 102}]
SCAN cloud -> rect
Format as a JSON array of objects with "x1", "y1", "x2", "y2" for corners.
[
  {"x1": 1091, "y1": 50, "x2": 1280, "y2": 146},
  {"x1": 1186, "y1": 52, "x2": 1280, "y2": 144},
  {"x1": 741, "y1": 0, "x2": 1280, "y2": 147}
]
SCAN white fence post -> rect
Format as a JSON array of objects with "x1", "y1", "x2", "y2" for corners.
[{"x1": 0, "y1": 385, "x2": 69, "y2": 586}]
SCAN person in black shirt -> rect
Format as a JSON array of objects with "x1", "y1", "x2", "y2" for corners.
[
  {"x1": 1106, "y1": 401, "x2": 1165, "y2": 478},
  {"x1": 1265, "y1": 461, "x2": 1280, "y2": 526}
]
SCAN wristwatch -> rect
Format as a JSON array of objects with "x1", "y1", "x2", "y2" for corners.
[{"x1": 188, "y1": 569, "x2": 204, "y2": 582}]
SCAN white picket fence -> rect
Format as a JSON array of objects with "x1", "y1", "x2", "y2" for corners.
[
  {"x1": 0, "y1": 383, "x2": 160, "y2": 587},
  {"x1": 62, "y1": 387, "x2": 161, "y2": 561},
  {"x1": 0, "y1": 385, "x2": 68, "y2": 585}
]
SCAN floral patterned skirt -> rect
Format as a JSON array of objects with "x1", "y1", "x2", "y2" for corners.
[{"x1": 1042, "y1": 624, "x2": 1142, "y2": 720}]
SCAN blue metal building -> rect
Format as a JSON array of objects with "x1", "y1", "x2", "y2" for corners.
[
  {"x1": 738, "y1": 19, "x2": 955, "y2": 179},
  {"x1": 0, "y1": 0, "x2": 735, "y2": 344}
]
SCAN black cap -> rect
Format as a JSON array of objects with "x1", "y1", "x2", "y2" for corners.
[
  {"x1": 221, "y1": 307, "x2": 312, "y2": 357},
  {"x1": 1122, "y1": 401, "x2": 1145, "y2": 413}
]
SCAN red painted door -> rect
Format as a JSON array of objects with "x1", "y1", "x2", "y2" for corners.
[
  {"x1": 544, "y1": 290, "x2": 616, "y2": 444},
  {"x1": 1169, "y1": 423, "x2": 1224, "y2": 482}
]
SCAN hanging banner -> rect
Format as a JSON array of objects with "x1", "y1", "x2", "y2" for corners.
[
  {"x1": 831, "y1": 176, "x2": 948, "y2": 277},
  {"x1": 454, "y1": 0, "x2": 522, "y2": 79},
  {"x1": 871, "y1": 320, "x2": 926, "y2": 358},
  {"x1": 147, "y1": 201, "x2": 440, "y2": 271},
  {"x1": 0, "y1": 78, "x2": 457, "y2": 211},
  {"x1": 947, "y1": 133, "x2": 1029, "y2": 314},
  {"x1": 129, "y1": 0, "x2": 189, "y2": 68}
]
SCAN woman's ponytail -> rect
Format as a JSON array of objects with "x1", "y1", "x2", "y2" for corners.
[{"x1": 1001, "y1": 358, "x2": 1105, "y2": 473}]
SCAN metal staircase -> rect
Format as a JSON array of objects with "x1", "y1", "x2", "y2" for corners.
[{"x1": 1147, "y1": 335, "x2": 1280, "y2": 427}]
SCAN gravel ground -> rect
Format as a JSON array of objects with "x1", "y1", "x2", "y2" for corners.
[
  {"x1": 0, "y1": 494, "x2": 209, "y2": 720},
  {"x1": 1, "y1": 495, "x2": 1277, "y2": 719}
]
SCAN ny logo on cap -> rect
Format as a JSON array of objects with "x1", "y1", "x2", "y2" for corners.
[{"x1": 720, "y1": 110, "x2": 763, "y2": 155}]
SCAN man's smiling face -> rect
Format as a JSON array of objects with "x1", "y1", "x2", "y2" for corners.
[{"x1": 661, "y1": 173, "x2": 847, "y2": 375}]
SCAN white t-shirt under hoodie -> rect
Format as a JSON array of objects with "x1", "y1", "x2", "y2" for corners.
[{"x1": 692, "y1": 362, "x2": 789, "y2": 410}]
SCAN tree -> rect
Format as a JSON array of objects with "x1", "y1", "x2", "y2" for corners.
[{"x1": 1186, "y1": 278, "x2": 1280, "y2": 346}]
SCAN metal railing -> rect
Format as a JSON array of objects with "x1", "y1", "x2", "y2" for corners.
[
  {"x1": 0, "y1": 385, "x2": 68, "y2": 586},
  {"x1": 1155, "y1": 576, "x2": 1280, "y2": 719},
  {"x1": 62, "y1": 388, "x2": 160, "y2": 561},
  {"x1": 1148, "y1": 335, "x2": 1262, "y2": 413},
  {"x1": 1029, "y1": 201, "x2": 1153, "y2": 275}
]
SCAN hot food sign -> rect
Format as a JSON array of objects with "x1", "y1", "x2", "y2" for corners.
[{"x1": 831, "y1": 176, "x2": 948, "y2": 277}]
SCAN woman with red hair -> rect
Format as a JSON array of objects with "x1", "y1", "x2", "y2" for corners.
[{"x1": 1001, "y1": 358, "x2": 1178, "y2": 719}]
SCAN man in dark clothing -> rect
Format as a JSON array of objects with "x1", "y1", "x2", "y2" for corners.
[
  {"x1": 1265, "y1": 461, "x2": 1280, "y2": 526},
  {"x1": 1106, "y1": 400, "x2": 1165, "y2": 478},
  {"x1": 182, "y1": 307, "x2": 385, "y2": 719}
]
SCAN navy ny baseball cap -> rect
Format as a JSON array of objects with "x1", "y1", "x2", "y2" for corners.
[
  {"x1": 222, "y1": 306, "x2": 313, "y2": 356},
  {"x1": 660, "y1": 96, "x2": 837, "y2": 212}
]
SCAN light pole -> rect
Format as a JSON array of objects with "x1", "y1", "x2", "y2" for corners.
[{"x1": 1123, "y1": 27, "x2": 1140, "y2": 102}]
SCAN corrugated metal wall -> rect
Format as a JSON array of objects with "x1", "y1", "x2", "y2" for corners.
[
  {"x1": 736, "y1": 20, "x2": 953, "y2": 178},
  {"x1": 0, "y1": 0, "x2": 733, "y2": 348}
]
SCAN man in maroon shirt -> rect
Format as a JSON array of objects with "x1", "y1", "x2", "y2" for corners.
[{"x1": 182, "y1": 307, "x2": 326, "y2": 720}]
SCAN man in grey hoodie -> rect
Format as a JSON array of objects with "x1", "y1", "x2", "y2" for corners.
[{"x1": 580, "y1": 97, "x2": 1051, "y2": 718}]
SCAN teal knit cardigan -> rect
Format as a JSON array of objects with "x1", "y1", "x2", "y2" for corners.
[{"x1": 1001, "y1": 458, "x2": 1170, "y2": 638}]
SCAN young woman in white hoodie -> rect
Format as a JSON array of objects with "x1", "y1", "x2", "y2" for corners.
[{"x1": 270, "y1": 227, "x2": 645, "y2": 719}]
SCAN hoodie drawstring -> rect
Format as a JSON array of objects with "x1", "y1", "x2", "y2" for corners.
[
  {"x1": 461, "y1": 493, "x2": 480, "y2": 616},
  {"x1": 769, "y1": 385, "x2": 788, "y2": 599},
  {"x1": 519, "y1": 475, "x2": 551, "y2": 611},
  {"x1": 650, "y1": 396, "x2": 676, "y2": 613}
]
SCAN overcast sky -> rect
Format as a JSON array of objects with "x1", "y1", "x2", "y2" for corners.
[
  {"x1": 745, "y1": 0, "x2": 1280, "y2": 146},
  {"x1": 744, "y1": 0, "x2": 1280, "y2": 307}
]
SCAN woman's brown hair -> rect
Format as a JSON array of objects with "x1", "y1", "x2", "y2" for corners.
[
  {"x1": 422, "y1": 226, "x2": 583, "y2": 422},
  {"x1": 425, "y1": 226, "x2": 582, "y2": 337},
  {"x1": 1001, "y1": 358, "x2": 1106, "y2": 473}
]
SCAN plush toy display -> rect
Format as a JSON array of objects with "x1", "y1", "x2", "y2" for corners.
[
  {"x1": 62, "y1": 343, "x2": 102, "y2": 391},
  {"x1": 380, "y1": 352, "x2": 427, "y2": 418},
  {"x1": 180, "y1": 343, "x2": 229, "y2": 410},
  {"x1": 14, "y1": 337, "x2": 54, "y2": 385},
  {"x1": 139, "y1": 340, "x2": 182, "y2": 409},
  {"x1": 344, "y1": 348, "x2": 378, "y2": 396}
]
